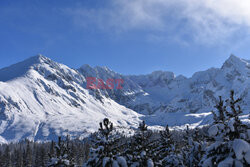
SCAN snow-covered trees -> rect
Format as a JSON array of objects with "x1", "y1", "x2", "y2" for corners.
[
  {"x1": 83, "y1": 93, "x2": 249, "y2": 167},
  {"x1": 183, "y1": 127, "x2": 206, "y2": 167},
  {"x1": 48, "y1": 136, "x2": 76, "y2": 167},
  {"x1": 200, "y1": 90, "x2": 250, "y2": 167},
  {"x1": 151, "y1": 124, "x2": 184, "y2": 166},
  {"x1": 153, "y1": 125, "x2": 173, "y2": 165},
  {"x1": 125, "y1": 120, "x2": 155, "y2": 167},
  {"x1": 160, "y1": 125, "x2": 184, "y2": 167},
  {"x1": 84, "y1": 118, "x2": 127, "y2": 167}
]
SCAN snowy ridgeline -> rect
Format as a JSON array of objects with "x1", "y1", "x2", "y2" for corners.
[{"x1": 0, "y1": 91, "x2": 249, "y2": 167}]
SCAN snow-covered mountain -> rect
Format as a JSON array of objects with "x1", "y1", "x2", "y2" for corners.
[
  {"x1": 0, "y1": 55, "x2": 249, "y2": 142},
  {"x1": 0, "y1": 55, "x2": 141, "y2": 142},
  {"x1": 80, "y1": 55, "x2": 249, "y2": 126}
]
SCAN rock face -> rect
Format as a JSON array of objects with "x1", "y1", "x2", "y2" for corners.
[{"x1": 0, "y1": 54, "x2": 249, "y2": 142}]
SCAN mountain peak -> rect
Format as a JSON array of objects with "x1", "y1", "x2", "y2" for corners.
[
  {"x1": 0, "y1": 54, "x2": 51, "y2": 82},
  {"x1": 227, "y1": 54, "x2": 242, "y2": 62},
  {"x1": 27, "y1": 54, "x2": 51, "y2": 64},
  {"x1": 222, "y1": 54, "x2": 246, "y2": 69},
  {"x1": 80, "y1": 64, "x2": 92, "y2": 69}
]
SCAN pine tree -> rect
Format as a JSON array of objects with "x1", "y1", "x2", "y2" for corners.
[
  {"x1": 34, "y1": 144, "x2": 40, "y2": 167},
  {"x1": 160, "y1": 127, "x2": 184, "y2": 167},
  {"x1": 151, "y1": 125, "x2": 173, "y2": 166},
  {"x1": 41, "y1": 146, "x2": 49, "y2": 167},
  {"x1": 3, "y1": 145, "x2": 12, "y2": 167},
  {"x1": 84, "y1": 118, "x2": 127, "y2": 167},
  {"x1": 200, "y1": 90, "x2": 250, "y2": 167},
  {"x1": 13, "y1": 147, "x2": 23, "y2": 167},
  {"x1": 47, "y1": 136, "x2": 76, "y2": 167},
  {"x1": 25, "y1": 141, "x2": 33, "y2": 167},
  {"x1": 125, "y1": 120, "x2": 154, "y2": 166},
  {"x1": 184, "y1": 128, "x2": 206, "y2": 167}
]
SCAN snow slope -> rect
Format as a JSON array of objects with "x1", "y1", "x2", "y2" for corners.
[{"x1": 0, "y1": 55, "x2": 141, "y2": 142}]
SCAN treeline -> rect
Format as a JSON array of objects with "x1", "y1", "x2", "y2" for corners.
[
  {"x1": 0, "y1": 91, "x2": 249, "y2": 167},
  {"x1": 0, "y1": 138, "x2": 90, "y2": 167}
]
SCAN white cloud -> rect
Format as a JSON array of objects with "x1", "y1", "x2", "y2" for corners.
[{"x1": 66, "y1": 0, "x2": 250, "y2": 45}]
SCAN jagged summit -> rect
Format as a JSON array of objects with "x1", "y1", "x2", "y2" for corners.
[
  {"x1": 79, "y1": 64, "x2": 120, "y2": 78},
  {"x1": 228, "y1": 54, "x2": 242, "y2": 61},
  {"x1": 226, "y1": 54, "x2": 249, "y2": 63},
  {"x1": 222, "y1": 54, "x2": 248, "y2": 69},
  {"x1": 221, "y1": 55, "x2": 250, "y2": 78}
]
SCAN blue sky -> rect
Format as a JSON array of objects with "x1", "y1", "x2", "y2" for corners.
[{"x1": 0, "y1": 0, "x2": 250, "y2": 77}]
